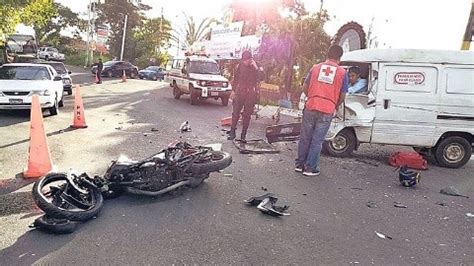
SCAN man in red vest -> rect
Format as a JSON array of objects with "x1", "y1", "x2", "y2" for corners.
[{"x1": 295, "y1": 45, "x2": 348, "y2": 176}]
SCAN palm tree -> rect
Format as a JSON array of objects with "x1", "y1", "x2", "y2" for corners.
[{"x1": 171, "y1": 13, "x2": 216, "y2": 50}]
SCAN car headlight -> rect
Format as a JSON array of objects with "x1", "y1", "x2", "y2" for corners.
[
  {"x1": 43, "y1": 90, "x2": 51, "y2": 96},
  {"x1": 0, "y1": 91, "x2": 4, "y2": 96},
  {"x1": 223, "y1": 82, "x2": 228, "y2": 88},
  {"x1": 63, "y1": 79, "x2": 71, "y2": 85},
  {"x1": 197, "y1": 80, "x2": 207, "y2": 86}
]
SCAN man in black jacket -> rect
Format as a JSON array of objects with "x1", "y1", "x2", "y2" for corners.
[
  {"x1": 228, "y1": 50, "x2": 264, "y2": 142},
  {"x1": 92, "y1": 58, "x2": 103, "y2": 84}
]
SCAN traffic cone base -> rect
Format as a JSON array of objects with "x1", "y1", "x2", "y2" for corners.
[
  {"x1": 121, "y1": 70, "x2": 127, "y2": 82},
  {"x1": 71, "y1": 85, "x2": 88, "y2": 128},
  {"x1": 23, "y1": 95, "x2": 53, "y2": 179}
]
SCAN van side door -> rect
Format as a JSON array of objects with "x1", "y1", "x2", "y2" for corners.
[{"x1": 370, "y1": 63, "x2": 439, "y2": 146}]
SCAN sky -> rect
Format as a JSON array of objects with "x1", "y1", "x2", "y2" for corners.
[{"x1": 49, "y1": 0, "x2": 473, "y2": 50}]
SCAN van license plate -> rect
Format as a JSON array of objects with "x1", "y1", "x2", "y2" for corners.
[
  {"x1": 210, "y1": 92, "x2": 219, "y2": 96},
  {"x1": 9, "y1": 99, "x2": 23, "y2": 104}
]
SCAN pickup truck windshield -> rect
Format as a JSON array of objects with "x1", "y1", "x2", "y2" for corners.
[
  {"x1": 0, "y1": 66, "x2": 51, "y2": 80},
  {"x1": 189, "y1": 61, "x2": 220, "y2": 75},
  {"x1": 44, "y1": 63, "x2": 66, "y2": 74}
]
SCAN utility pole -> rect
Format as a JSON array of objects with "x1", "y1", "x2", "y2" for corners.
[
  {"x1": 461, "y1": 0, "x2": 474, "y2": 50},
  {"x1": 84, "y1": 0, "x2": 92, "y2": 68},
  {"x1": 120, "y1": 14, "x2": 128, "y2": 61}
]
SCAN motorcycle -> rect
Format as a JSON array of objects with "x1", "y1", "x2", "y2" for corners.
[{"x1": 31, "y1": 142, "x2": 232, "y2": 233}]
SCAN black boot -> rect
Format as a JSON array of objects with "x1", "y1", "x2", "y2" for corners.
[
  {"x1": 240, "y1": 130, "x2": 247, "y2": 143},
  {"x1": 227, "y1": 129, "x2": 236, "y2": 140}
]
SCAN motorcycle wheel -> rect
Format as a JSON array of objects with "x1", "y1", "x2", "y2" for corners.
[
  {"x1": 32, "y1": 214, "x2": 78, "y2": 234},
  {"x1": 32, "y1": 173, "x2": 104, "y2": 221},
  {"x1": 188, "y1": 151, "x2": 232, "y2": 175}
]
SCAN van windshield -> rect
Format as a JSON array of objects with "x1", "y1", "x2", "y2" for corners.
[
  {"x1": 189, "y1": 61, "x2": 220, "y2": 75},
  {"x1": 0, "y1": 66, "x2": 51, "y2": 80}
]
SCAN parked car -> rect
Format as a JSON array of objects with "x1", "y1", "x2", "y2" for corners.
[
  {"x1": 138, "y1": 66, "x2": 166, "y2": 81},
  {"x1": 91, "y1": 61, "x2": 138, "y2": 78},
  {"x1": 166, "y1": 56, "x2": 231, "y2": 106},
  {"x1": 37, "y1": 47, "x2": 65, "y2": 61},
  {"x1": 36, "y1": 61, "x2": 73, "y2": 95},
  {"x1": 0, "y1": 63, "x2": 64, "y2": 115}
]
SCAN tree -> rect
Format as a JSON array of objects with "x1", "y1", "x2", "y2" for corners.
[
  {"x1": 173, "y1": 13, "x2": 216, "y2": 50},
  {"x1": 96, "y1": 0, "x2": 151, "y2": 60},
  {"x1": 0, "y1": 0, "x2": 56, "y2": 44},
  {"x1": 132, "y1": 17, "x2": 172, "y2": 68},
  {"x1": 33, "y1": 3, "x2": 84, "y2": 45}
]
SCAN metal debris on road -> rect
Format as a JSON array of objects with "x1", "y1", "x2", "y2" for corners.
[
  {"x1": 351, "y1": 187, "x2": 364, "y2": 191},
  {"x1": 394, "y1": 202, "x2": 407, "y2": 208},
  {"x1": 180, "y1": 121, "x2": 192, "y2": 132},
  {"x1": 366, "y1": 201, "x2": 377, "y2": 208},
  {"x1": 440, "y1": 186, "x2": 469, "y2": 198},
  {"x1": 244, "y1": 193, "x2": 276, "y2": 205},
  {"x1": 375, "y1": 231, "x2": 393, "y2": 240},
  {"x1": 151, "y1": 127, "x2": 159, "y2": 132},
  {"x1": 245, "y1": 193, "x2": 290, "y2": 216},
  {"x1": 224, "y1": 174, "x2": 233, "y2": 177},
  {"x1": 436, "y1": 201, "x2": 448, "y2": 207},
  {"x1": 261, "y1": 186, "x2": 268, "y2": 191},
  {"x1": 466, "y1": 213, "x2": 474, "y2": 218},
  {"x1": 115, "y1": 126, "x2": 123, "y2": 130}
]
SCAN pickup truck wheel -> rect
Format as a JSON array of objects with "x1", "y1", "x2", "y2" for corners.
[
  {"x1": 58, "y1": 98, "x2": 64, "y2": 108},
  {"x1": 435, "y1": 136, "x2": 471, "y2": 168},
  {"x1": 323, "y1": 128, "x2": 356, "y2": 157},
  {"x1": 221, "y1": 95, "x2": 229, "y2": 106},
  {"x1": 49, "y1": 98, "x2": 59, "y2": 116},
  {"x1": 172, "y1": 82, "x2": 181, "y2": 99},
  {"x1": 45, "y1": 55, "x2": 49, "y2": 61},
  {"x1": 190, "y1": 86, "x2": 199, "y2": 105}
]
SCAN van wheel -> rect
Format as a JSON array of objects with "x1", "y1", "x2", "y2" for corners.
[
  {"x1": 323, "y1": 128, "x2": 356, "y2": 157},
  {"x1": 190, "y1": 86, "x2": 199, "y2": 105},
  {"x1": 172, "y1": 82, "x2": 181, "y2": 99},
  {"x1": 435, "y1": 136, "x2": 471, "y2": 168}
]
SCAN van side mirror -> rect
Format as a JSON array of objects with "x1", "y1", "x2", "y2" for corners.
[{"x1": 54, "y1": 76, "x2": 62, "y2": 81}]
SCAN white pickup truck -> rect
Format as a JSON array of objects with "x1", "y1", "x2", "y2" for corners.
[{"x1": 37, "y1": 47, "x2": 65, "y2": 61}]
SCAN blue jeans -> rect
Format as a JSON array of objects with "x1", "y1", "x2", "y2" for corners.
[{"x1": 296, "y1": 109, "x2": 333, "y2": 171}]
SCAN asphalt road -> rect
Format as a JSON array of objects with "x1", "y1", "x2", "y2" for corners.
[{"x1": 0, "y1": 80, "x2": 473, "y2": 265}]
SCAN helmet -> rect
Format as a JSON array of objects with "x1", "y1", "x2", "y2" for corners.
[{"x1": 399, "y1": 166, "x2": 420, "y2": 187}]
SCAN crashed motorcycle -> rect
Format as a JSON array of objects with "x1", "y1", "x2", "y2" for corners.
[{"x1": 31, "y1": 142, "x2": 232, "y2": 233}]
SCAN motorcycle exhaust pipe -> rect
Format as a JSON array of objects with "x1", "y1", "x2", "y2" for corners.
[{"x1": 124, "y1": 180, "x2": 191, "y2": 196}]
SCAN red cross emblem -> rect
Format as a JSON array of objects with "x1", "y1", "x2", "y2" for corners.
[{"x1": 322, "y1": 66, "x2": 334, "y2": 76}]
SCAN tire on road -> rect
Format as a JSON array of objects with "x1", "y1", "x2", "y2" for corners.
[
  {"x1": 434, "y1": 136, "x2": 472, "y2": 168},
  {"x1": 33, "y1": 215, "x2": 79, "y2": 234},
  {"x1": 32, "y1": 173, "x2": 104, "y2": 221},
  {"x1": 322, "y1": 128, "x2": 356, "y2": 157},
  {"x1": 49, "y1": 97, "x2": 59, "y2": 116},
  {"x1": 188, "y1": 151, "x2": 232, "y2": 175},
  {"x1": 189, "y1": 85, "x2": 199, "y2": 105}
]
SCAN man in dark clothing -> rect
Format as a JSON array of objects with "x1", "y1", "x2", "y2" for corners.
[
  {"x1": 228, "y1": 50, "x2": 264, "y2": 142},
  {"x1": 93, "y1": 58, "x2": 103, "y2": 84}
]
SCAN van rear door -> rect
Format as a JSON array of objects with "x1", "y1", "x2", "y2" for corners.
[{"x1": 371, "y1": 64, "x2": 439, "y2": 146}]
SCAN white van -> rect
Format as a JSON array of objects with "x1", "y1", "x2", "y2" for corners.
[
  {"x1": 165, "y1": 55, "x2": 231, "y2": 106},
  {"x1": 322, "y1": 49, "x2": 474, "y2": 168}
]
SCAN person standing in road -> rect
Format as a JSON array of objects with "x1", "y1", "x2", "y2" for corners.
[
  {"x1": 92, "y1": 58, "x2": 103, "y2": 84},
  {"x1": 228, "y1": 50, "x2": 264, "y2": 142},
  {"x1": 295, "y1": 45, "x2": 348, "y2": 176}
]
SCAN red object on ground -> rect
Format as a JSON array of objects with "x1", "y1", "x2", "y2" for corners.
[
  {"x1": 388, "y1": 152, "x2": 428, "y2": 170},
  {"x1": 221, "y1": 116, "x2": 232, "y2": 126}
]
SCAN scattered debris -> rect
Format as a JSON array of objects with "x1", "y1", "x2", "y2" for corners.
[
  {"x1": 244, "y1": 193, "x2": 276, "y2": 205},
  {"x1": 375, "y1": 231, "x2": 393, "y2": 240},
  {"x1": 436, "y1": 201, "x2": 448, "y2": 207},
  {"x1": 355, "y1": 159, "x2": 379, "y2": 167},
  {"x1": 442, "y1": 217, "x2": 449, "y2": 220},
  {"x1": 151, "y1": 127, "x2": 159, "y2": 132},
  {"x1": 366, "y1": 201, "x2": 377, "y2": 208},
  {"x1": 440, "y1": 186, "x2": 469, "y2": 198},
  {"x1": 261, "y1": 186, "x2": 268, "y2": 191},
  {"x1": 466, "y1": 213, "x2": 474, "y2": 218},
  {"x1": 143, "y1": 133, "x2": 148, "y2": 137},
  {"x1": 398, "y1": 166, "x2": 420, "y2": 187},
  {"x1": 257, "y1": 197, "x2": 290, "y2": 216},
  {"x1": 115, "y1": 126, "x2": 123, "y2": 130},
  {"x1": 389, "y1": 152, "x2": 428, "y2": 170},
  {"x1": 223, "y1": 174, "x2": 233, "y2": 178},
  {"x1": 302, "y1": 193, "x2": 307, "y2": 196},
  {"x1": 351, "y1": 187, "x2": 364, "y2": 191},
  {"x1": 180, "y1": 121, "x2": 192, "y2": 132},
  {"x1": 394, "y1": 202, "x2": 408, "y2": 208}
]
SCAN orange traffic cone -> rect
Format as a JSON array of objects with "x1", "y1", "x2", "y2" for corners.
[
  {"x1": 71, "y1": 85, "x2": 88, "y2": 128},
  {"x1": 121, "y1": 70, "x2": 127, "y2": 82},
  {"x1": 23, "y1": 95, "x2": 53, "y2": 179}
]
